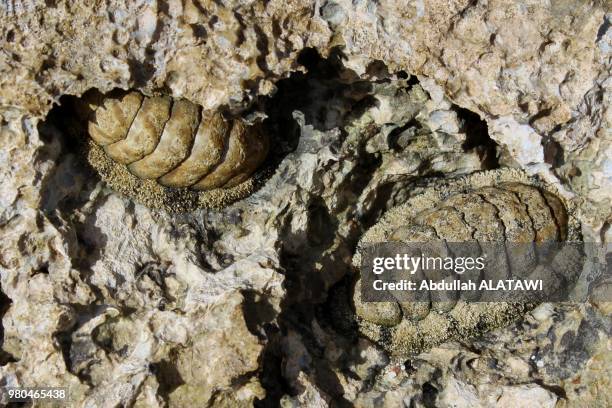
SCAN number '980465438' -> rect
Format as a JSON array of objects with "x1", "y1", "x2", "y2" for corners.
[{"x1": 3, "y1": 387, "x2": 68, "y2": 402}]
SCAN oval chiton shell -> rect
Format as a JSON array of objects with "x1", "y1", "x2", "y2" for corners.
[
  {"x1": 351, "y1": 168, "x2": 582, "y2": 356},
  {"x1": 76, "y1": 90, "x2": 270, "y2": 211}
]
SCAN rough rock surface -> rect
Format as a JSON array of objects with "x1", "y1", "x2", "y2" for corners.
[{"x1": 0, "y1": 1, "x2": 610, "y2": 407}]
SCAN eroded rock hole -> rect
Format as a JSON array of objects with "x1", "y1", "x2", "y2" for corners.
[
  {"x1": 456, "y1": 106, "x2": 499, "y2": 169},
  {"x1": 0, "y1": 289, "x2": 17, "y2": 366},
  {"x1": 38, "y1": 88, "x2": 292, "y2": 212},
  {"x1": 151, "y1": 358, "x2": 185, "y2": 404},
  {"x1": 264, "y1": 47, "x2": 378, "y2": 134}
]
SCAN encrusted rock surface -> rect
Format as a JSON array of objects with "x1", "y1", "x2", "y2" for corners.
[{"x1": 0, "y1": 1, "x2": 610, "y2": 407}]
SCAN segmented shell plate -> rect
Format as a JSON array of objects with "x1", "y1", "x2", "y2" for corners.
[
  {"x1": 77, "y1": 90, "x2": 270, "y2": 211},
  {"x1": 352, "y1": 168, "x2": 581, "y2": 355}
]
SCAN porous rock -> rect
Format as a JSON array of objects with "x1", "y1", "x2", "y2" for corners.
[{"x1": 0, "y1": 1, "x2": 610, "y2": 406}]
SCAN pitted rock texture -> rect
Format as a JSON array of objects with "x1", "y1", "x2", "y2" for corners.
[
  {"x1": 0, "y1": 1, "x2": 610, "y2": 407},
  {"x1": 352, "y1": 168, "x2": 582, "y2": 356}
]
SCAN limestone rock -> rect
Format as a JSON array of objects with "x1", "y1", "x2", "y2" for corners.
[{"x1": 0, "y1": 1, "x2": 609, "y2": 406}]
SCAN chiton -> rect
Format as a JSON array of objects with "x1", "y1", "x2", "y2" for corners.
[
  {"x1": 351, "y1": 168, "x2": 582, "y2": 356},
  {"x1": 75, "y1": 89, "x2": 270, "y2": 211}
]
